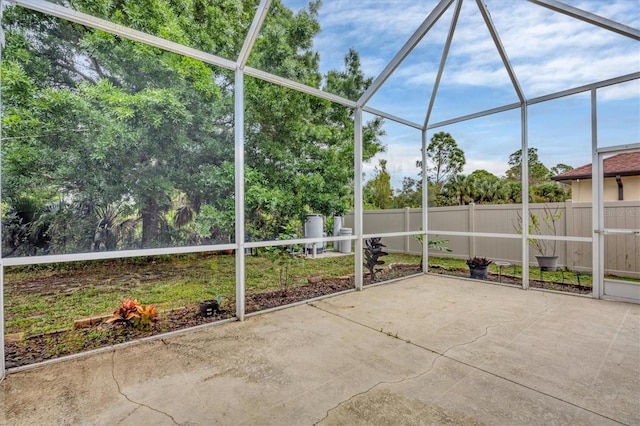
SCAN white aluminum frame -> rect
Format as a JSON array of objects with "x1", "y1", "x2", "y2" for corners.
[
  {"x1": 0, "y1": 0, "x2": 638, "y2": 375},
  {"x1": 529, "y1": 0, "x2": 640, "y2": 41},
  {"x1": 354, "y1": 108, "x2": 364, "y2": 290},
  {"x1": 591, "y1": 89, "x2": 602, "y2": 299},
  {"x1": 358, "y1": 0, "x2": 455, "y2": 107},
  {"x1": 423, "y1": 0, "x2": 463, "y2": 129},
  {"x1": 476, "y1": 0, "x2": 525, "y2": 103},
  {"x1": 594, "y1": 140, "x2": 640, "y2": 302}
]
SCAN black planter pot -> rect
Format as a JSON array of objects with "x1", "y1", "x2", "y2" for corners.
[
  {"x1": 198, "y1": 300, "x2": 220, "y2": 317},
  {"x1": 469, "y1": 266, "x2": 488, "y2": 280}
]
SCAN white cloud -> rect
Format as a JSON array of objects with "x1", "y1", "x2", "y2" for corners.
[
  {"x1": 292, "y1": 0, "x2": 638, "y2": 97},
  {"x1": 312, "y1": 0, "x2": 446, "y2": 75},
  {"x1": 325, "y1": 0, "x2": 639, "y2": 101},
  {"x1": 286, "y1": 0, "x2": 638, "y2": 186},
  {"x1": 365, "y1": 145, "x2": 422, "y2": 189}
]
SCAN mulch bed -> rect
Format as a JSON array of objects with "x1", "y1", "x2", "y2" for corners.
[
  {"x1": 427, "y1": 265, "x2": 593, "y2": 294},
  {"x1": 4, "y1": 264, "x2": 422, "y2": 369}
]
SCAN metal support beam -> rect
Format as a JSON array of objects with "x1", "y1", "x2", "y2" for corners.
[
  {"x1": 528, "y1": 73, "x2": 640, "y2": 106},
  {"x1": 11, "y1": 0, "x2": 236, "y2": 71},
  {"x1": 362, "y1": 106, "x2": 422, "y2": 130},
  {"x1": 424, "y1": 0, "x2": 463, "y2": 129},
  {"x1": 428, "y1": 73, "x2": 639, "y2": 130},
  {"x1": 0, "y1": 262, "x2": 4, "y2": 381},
  {"x1": 591, "y1": 89, "x2": 602, "y2": 299},
  {"x1": 234, "y1": 68, "x2": 246, "y2": 321},
  {"x1": 476, "y1": 0, "x2": 525, "y2": 103},
  {"x1": 244, "y1": 66, "x2": 356, "y2": 108},
  {"x1": 358, "y1": 0, "x2": 454, "y2": 107},
  {"x1": 354, "y1": 108, "x2": 364, "y2": 290},
  {"x1": 529, "y1": 0, "x2": 640, "y2": 41},
  {"x1": 521, "y1": 105, "x2": 530, "y2": 289},
  {"x1": 428, "y1": 103, "x2": 522, "y2": 130},
  {"x1": 421, "y1": 130, "x2": 428, "y2": 273},
  {"x1": 1, "y1": 0, "x2": 6, "y2": 380},
  {"x1": 237, "y1": 0, "x2": 272, "y2": 69},
  {"x1": 596, "y1": 143, "x2": 640, "y2": 154}
]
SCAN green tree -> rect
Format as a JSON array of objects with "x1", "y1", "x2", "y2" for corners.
[
  {"x1": 418, "y1": 132, "x2": 466, "y2": 187},
  {"x1": 244, "y1": 45, "x2": 384, "y2": 238},
  {"x1": 468, "y1": 169, "x2": 499, "y2": 183},
  {"x1": 467, "y1": 170, "x2": 501, "y2": 204},
  {"x1": 500, "y1": 181, "x2": 522, "y2": 204},
  {"x1": 530, "y1": 182, "x2": 570, "y2": 203},
  {"x1": 364, "y1": 159, "x2": 393, "y2": 209},
  {"x1": 443, "y1": 174, "x2": 474, "y2": 206},
  {"x1": 550, "y1": 163, "x2": 573, "y2": 177},
  {"x1": 392, "y1": 177, "x2": 422, "y2": 208},
  {"x1": 1, "y1": 1, "x2": 385, "y2": 253},
  {"x1": 505, "y1": 147, "x2": 550, "y2": 185}
]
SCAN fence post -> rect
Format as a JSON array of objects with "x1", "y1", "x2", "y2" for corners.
[
  {"x1": 404, "y1": 207, "x2": 410, "y2": 254},
  {"x1": 565, "y1": 200, "x2": 574, "y2": 270},
  {"x1": 469, "y1": 202, "x2": 476, "y2": 258}
]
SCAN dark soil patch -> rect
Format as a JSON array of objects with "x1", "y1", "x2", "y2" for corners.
[
  {"x1": 4, "y1": 307, "x2": 234, "y2": 369},
  {"x1": 6, "y1": 259, "x2": 209, "y2": 296},
  {"x1": 428, "y1": 265, "x2": 592, "y2": 294},
  {"x1": 5, "y1": 263, "x2": 421, "y2": 369}
]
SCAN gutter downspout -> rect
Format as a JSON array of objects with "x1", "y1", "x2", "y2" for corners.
[{"x1": 615, "y1": 175, "x2": 623, "y2": 200}]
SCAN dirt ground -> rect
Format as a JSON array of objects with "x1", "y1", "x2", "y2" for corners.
[
  {"x1": 4, "y1": 263, "x2": 590, "y2": 368},
  {"x1": 4, "y1": 264, "x2": 422, "y2": 368}
]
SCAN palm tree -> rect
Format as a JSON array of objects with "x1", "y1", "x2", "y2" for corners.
[{"x1": 444, "y1": 174, "x2": 474, "y2": 205}]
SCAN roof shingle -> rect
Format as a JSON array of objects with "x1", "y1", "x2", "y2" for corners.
[{"x1": 552, "y1": 152, "x2": 640, "y2": 181}]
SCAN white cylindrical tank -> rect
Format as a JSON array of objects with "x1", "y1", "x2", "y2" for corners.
[
  {"x1": 339, "y1": 227, "x2": 352, "y2": 254},
  {"x1": 304, "y1": 214, "x2": 324, "y2": 254},
  {"x1": 333, "y1": 216, "x2": 343, "y2": 250}
]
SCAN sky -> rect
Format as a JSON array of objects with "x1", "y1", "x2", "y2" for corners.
[{"x1": 280, "y1": 0, "x2": 640, "y2": 189}]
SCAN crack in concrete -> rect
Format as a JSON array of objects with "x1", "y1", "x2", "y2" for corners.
[
  {"x1": 312, "y1": 353, "x2": 443, "y2": 426},
  {"x1": 110, "y1": 351, "x2": 180, "y2": 425},
  {"x1": 309, "y1": 296, "x2": 626, "y2": 426},
  {"x1": 439, "y1": 292, "x2": 551, "y2": 357}
]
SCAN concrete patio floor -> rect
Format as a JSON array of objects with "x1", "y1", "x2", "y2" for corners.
[{"x1": 1, "y1": 274, "x2": 639, "y2": 425}]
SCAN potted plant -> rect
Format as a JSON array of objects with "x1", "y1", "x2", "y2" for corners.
[
  {"x1": 515, "y1": 205, "x2": 562, "y2": 272},
  {"x1": 199, "y1": 293, "x2": 222, "y2": 317},
  {"x1": 466, "y1": 257, "x2": 492, "y2": 279}
]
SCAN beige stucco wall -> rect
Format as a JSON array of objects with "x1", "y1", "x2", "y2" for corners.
[{"x1": 570, "y1": 176, "x2": 640, "y2": 202}]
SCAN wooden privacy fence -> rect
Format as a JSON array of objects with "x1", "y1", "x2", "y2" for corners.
[{"x1": 344, "y1": 201, "x2": 640, "y2": 278}]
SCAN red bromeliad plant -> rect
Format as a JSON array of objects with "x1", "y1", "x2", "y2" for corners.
[{"x1": 107, "y1": 298, "x2": 157, "y2": 329}]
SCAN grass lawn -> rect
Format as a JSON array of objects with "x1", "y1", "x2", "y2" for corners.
[
  {"x1": 425, "y1": 255, "x2": 596, "y2": 286},
  {"x1": 8, "y1": 250, "x2": 633, "y2": 339},
  {"x1": 3, "y1": 251, "x2": 419, "y2": 337}
]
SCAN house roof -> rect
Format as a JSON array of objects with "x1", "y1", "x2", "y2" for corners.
[{"x1": 552, "y1": 152, "x2": 640, "y2": 181}]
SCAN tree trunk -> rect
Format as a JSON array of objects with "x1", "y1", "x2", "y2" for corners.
[{"x1": 140, "y1": 199, "x2": 160, "y2": 248}]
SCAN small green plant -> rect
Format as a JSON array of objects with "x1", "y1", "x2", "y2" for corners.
[
  {"x1": 514, "y1": 204, "x2": 562, "y2": 257},
  {"x1": 107, "y1": 298, "x2": 157, "y2": 329},
  {"x1": 364, "y1": 237, "x2": 388, "y2": 281},
  {"x1": 414, "y1": 231, "x2": 452, "y2": 268},
  {"x1": 203, "y1": 288, "x2": 223, "y2": 304},
  {"x1": 265, "y1": 245, "x2": 304, "y2": 295}
]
